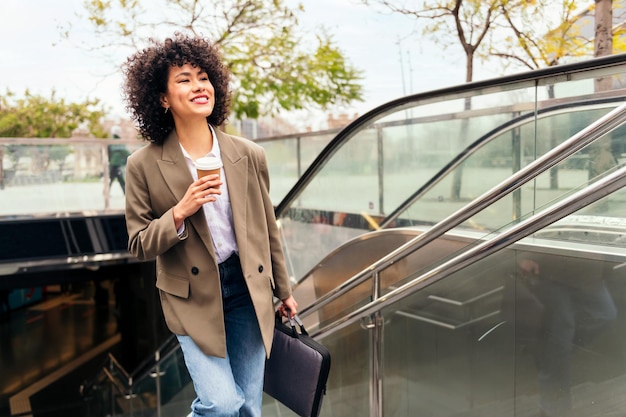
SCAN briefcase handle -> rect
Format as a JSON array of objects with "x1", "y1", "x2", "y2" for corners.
[{"x1": 278, "y1": 309, "x2": 310, "y2": 338}]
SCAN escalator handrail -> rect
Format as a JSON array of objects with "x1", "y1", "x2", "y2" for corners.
[
  {"x1": 274, "y1": 53, "x2": 626, "y2": 218},
  {"x1": 298, "y1": 101, "x2": 626, "y2": 319},
  {"x1": 310, "y1": 163, "x2": 626, "y2": 340}
]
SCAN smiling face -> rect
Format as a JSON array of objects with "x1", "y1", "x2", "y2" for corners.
[{"x1": 160, "y1": 63, "x2": 215, "y2": 122}]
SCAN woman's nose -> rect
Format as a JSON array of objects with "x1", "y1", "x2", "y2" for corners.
[{"x1": 193, "y1": 80, "x2": 204, "y2": 91}]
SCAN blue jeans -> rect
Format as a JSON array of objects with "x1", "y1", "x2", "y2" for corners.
[{"x1": 177, "y1": 254, "x2": 266, "y2": 417}]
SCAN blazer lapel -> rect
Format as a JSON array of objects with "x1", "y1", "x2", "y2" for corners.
[
  {"x1": 157, "y1": 130, "x2": 217, "y2": 259},
  {"x1": 216, "y1": 129, "x2": 249, "y2": 257},
  {"x1": 157, "y1": 131, "x2": 190, "y2": 202}
]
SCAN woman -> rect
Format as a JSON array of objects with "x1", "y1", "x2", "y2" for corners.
[{"x1": 122, "y1": 33, "x2": 298, "y2": 417}]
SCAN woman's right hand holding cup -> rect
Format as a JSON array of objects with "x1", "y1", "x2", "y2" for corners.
[{"x1": 172, "y1": 175, "x2": 222, "y2": 228}]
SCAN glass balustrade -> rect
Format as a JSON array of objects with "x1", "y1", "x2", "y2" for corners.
[
  {"x1": 257, "y1": 130, "x2": 338, "y2": 204},
  {"x1": 379, "y1": 191, "x2": 626, "y2": 417},
  {"x1": 0, "y1": 129, "x2": 338, "y2": 218},
  {"x1": 0, "y1": 139, "x2": 143, "y2": 217},
  {"x1": 276, "y1": 62, "x2": 626, "y2": 283}
]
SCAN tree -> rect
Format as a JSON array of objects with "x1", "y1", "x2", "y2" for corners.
[
  {"x1": 589, "y1": 0, "x2": 617, "y2": 189},
  {"x1": 64, "y1": 0, "x2": 364, "y2": 119},
  {"x1": 594, "y1": 0, "x2": 613, "y2": 57},
  {"x1": 495, "y1": 0, "x2": 626, "y2": 71},
  {"x1": 0, "y1": 90, "x2": 107, "y2": 187},
  {"x1": 0, "y1": 89, "x2": 107, "y2": 138},
  {"x1": 361, "y1": 0, "x2": 502, "y2": 84},
  {"x1": 361, "y1": 1, "x2": 618, "y2": 86},
  {"x1": 491, "y1": 0, "x2": 593, "y2": 72}
]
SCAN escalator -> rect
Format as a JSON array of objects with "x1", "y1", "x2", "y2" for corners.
[{"x1": 82, "y1": 54, "x2": 626, "y2": 417}]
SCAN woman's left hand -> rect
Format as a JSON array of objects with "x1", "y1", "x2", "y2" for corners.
[{"x1": 278, "y1": 295, "x2": 298, "y2": 318}]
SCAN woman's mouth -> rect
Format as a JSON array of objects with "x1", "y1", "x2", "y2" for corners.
[{"x1": 192, "y1": 95, "x2": 209, "y2": 104}]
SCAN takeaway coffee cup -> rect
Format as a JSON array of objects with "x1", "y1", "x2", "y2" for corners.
[{"x1": 194, "y1": 156, "x2": 223, "y2": 188}]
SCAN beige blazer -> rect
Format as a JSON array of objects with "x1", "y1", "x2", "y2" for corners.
[{"x1": 125, "y1": 128, "x2": 292, "y2": 358}]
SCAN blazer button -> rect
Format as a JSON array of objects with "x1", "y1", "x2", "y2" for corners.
[
  {"x1": 258, "y1": 265, "x2": 263, "y2": 273},
  {"x1": 191, "y1": 267, "x2": 199, "y2": 275}
]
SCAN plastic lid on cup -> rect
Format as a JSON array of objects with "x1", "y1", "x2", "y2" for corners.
[{"x1": 194, "y1": 156, "x2": 223, "y2": 170}]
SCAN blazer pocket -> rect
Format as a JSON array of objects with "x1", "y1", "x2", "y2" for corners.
[{"x1": 156, "y1": 270, "x2": 190, "y2": 299}]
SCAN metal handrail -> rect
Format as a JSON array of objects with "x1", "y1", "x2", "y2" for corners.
[
  {"x1": 128, "y1": 334, "x2": 180, "y2": 387},
  {"x1": 298, "y1": 102, "x2": 626, "y2": 319},
  {"x1": 107, "y1": 352, "x2": 131, "y2": 381},
  {"x1": 101, "y1": 367, "x2": 130, "y2": 395},
  {"x1": 311, "y1": 164, "x2": 626, "y2": 340}
]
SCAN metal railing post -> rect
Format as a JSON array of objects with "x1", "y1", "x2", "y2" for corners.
[{"x1": 370, "y1": 270, "x2": 384, "y2": 417}]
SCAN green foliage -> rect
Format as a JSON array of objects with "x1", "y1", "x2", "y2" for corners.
[
  {"x1": 227, "y1": 32, "x2": 364, "y2": 118},
  {"x1": 491, "y1": 0, "x2": 594, "y2": 70},
  {"x1": 72, "y1": 0, "x2": 364, "y2": 118},
  {"x1": 0, "y1": 89, "x2": 108, "y2": 138}
]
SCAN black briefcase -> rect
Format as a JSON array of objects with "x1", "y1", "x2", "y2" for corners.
[{"x1": 264, "y1": 313, "x2": 331, "y2": 417}]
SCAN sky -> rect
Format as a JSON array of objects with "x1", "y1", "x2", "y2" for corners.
[{"x1": 0, "y1": 0, "x2": 473, "y2": 130}]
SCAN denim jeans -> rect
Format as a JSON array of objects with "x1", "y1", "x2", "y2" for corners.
[{"x1": 177, "y1": 254, "x2": 265, "y2": 417}]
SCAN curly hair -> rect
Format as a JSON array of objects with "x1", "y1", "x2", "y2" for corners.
[{"x1": 122, "y1": 33, "x2": 231, "y2": 144}]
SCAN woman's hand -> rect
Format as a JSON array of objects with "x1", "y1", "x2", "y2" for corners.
[
  {"x1": 278, "y1": 295, "x2": 298, "y2": 319},
  {"x1": 172, "y1": 174, "x2": 222, "y2": 229}
]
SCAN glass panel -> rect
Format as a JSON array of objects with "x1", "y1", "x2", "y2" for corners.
[
  {"x1": 262, "y1": 392, "x2": 300, "y2": 417},
  {"x1": 259, "y1": 138, "x2": 300, "y2": 204},
  {"x1": 258, "y1": 132, "x2": 335, "y2": 205},
  {"x1": 262, "y1": 321, "x2": 370, "y2": 417},
  {"x1": 287, "y1": 128, "x2": 380, "y2": 214},
  {"x1": 279, "y1": 213, "x2": 366, "y2": 282},
  {"x1": 382, "y1": 252, "x2": 515, "y2": 416},
  {"x1": 322, "y1": 322, "x2": 370, "y2": 417},
  {"x1": 507, "y1": 250, "x2": 621, "y2": 416},
  {"x1": 381, "y1": 188, "x2": 626, "y2": 416},
  {"x1": 158, "y1": 348, "x2": 195, "y2": 415},
  {"x1": 125, "y1": 348, "x2": 193, "y2": 416},
  {"x1": 279, "y1": 97, "x2": 624, "y2": 283},
  {"x1": 300, "y1": 133, "x2": 335, "y2": 172},
  {"x1": 381, "y1": 114, "x2": 509, "y2": 213},
  {"x1": 82, "y1": 372, "x2": 126, "y2": 417},
  {"x1": 396, "y1": 103, "x2": 620, "y2": 230},
  {"x1": 537, "y1": 202, "x2": 626, "y2": 247},
  {"x1": 0, "y1": 139, "x2": 143, "y2": 217}
]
